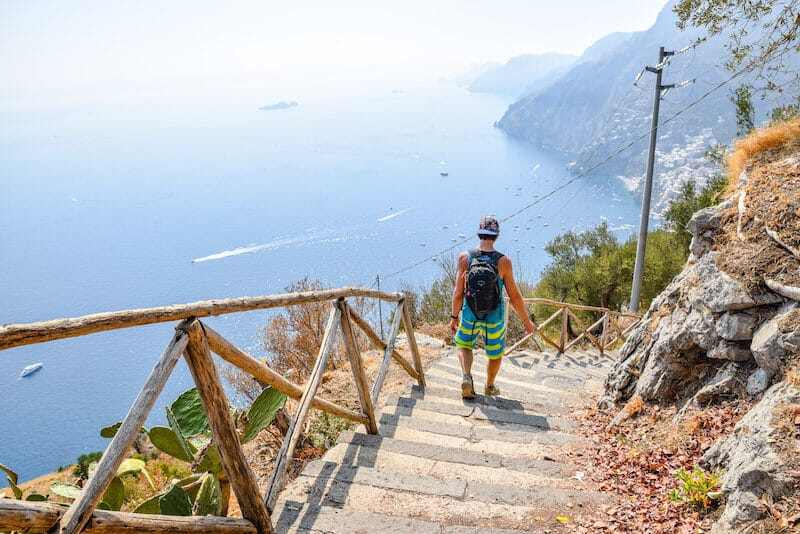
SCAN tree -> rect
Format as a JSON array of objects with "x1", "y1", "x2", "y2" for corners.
[
  {"x1": 733, "y1": 84, "x2": 756, "y2": 136},
  {"x1": 674, "y1": 0, "x2": 800, "y2": 90},
  {"x1": 263, "y1": 278, "x2": 341, "y2": 380},
  {"x1": 663, "y1": 174, "x2": 729, "y2": 252}
]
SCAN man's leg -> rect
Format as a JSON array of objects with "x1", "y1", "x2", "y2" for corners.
[
  {"x1": 458, "y1": 347, "x2": 473, "y2": 376},
  {"x1": 486, "y1": 356, "x2": 502, "y2": 387},
  {"x1": 453, "y1": 312, "x2": 478, "y2": 400},
  {"x1": 458, "y1": 348, "x2": 475, "y2": 399}
]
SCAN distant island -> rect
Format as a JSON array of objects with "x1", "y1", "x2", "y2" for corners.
[{"x1": 259, "y1": 101, "x2": 298, "y2": 111}]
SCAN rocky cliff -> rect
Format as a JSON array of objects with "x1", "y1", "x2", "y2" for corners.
[
  {"x1": 602, "y1": 121, "x2": 800, "y2": 532},
  {"x1": 495, "y1": 0, "x2": 799, "y2": 214}
]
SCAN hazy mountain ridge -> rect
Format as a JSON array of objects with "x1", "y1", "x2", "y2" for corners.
[
  {"x1": 496, "y1": 0, "x2": 796, "y2": 215},
  {"x1": 468, "y1": 53, "x2": 577, "y2": 98}
]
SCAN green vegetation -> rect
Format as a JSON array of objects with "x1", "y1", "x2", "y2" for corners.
[
  {"x1": 732, "y1": 84, "x2": 755, "y2": 137},
  {"x1": 663, "y1": 173, "x2": 728, "y2": 252},
  {"x1": 674, "y1": 0, "x2": 800, "y2": 91},
  {"x1": 307, "y1": 412, "x2": 353, "y2": 449},
  {"x1": 0, "y1": 385, "x2": 288, "y2": 518},
  {"x1": 409, "y1": 162, "x2": 728, "y2": 325},
  {"x1": 536, "y1": 224, "x2": 686, "y2": 313},
  {"x1": 73, "y1": 451, "x2": 103, "y2": 480},
  {"x1": 668, "y1": 467, "x2": 723, "y2": 509}
]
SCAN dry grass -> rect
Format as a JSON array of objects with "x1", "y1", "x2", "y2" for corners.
[
  {"x1": 787, "y1": 369, "x2": 800, "y2": 389},
  {"x1": 714, "y1": 123, "x2": 800, "y2": 290},
  {"x1": 623, "y1": 394, "x2": 645, "y2": 418},
  {"x1": 727, "y1": 117, "x2": 800, "y2": 188}
]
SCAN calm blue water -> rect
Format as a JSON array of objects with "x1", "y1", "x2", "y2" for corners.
[{"x1": 0, "y1": 82, "x2": 640, "y2": 480}]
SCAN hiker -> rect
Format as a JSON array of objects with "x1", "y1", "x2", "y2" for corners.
[{"x1": 449, "y1": 215, "x2": 536, "y2": 399}]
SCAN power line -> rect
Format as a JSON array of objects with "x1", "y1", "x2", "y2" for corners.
[{"x1": 381, "y1": 59, "x2": 752, "y2": 282}]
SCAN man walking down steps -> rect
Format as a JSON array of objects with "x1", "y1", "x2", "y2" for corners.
[{"x1": 450, "y1": 215, "x2": 536, "y2": 399}]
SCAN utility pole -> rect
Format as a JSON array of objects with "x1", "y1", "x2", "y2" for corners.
[{"x1": 629, "y1": 46, "x2": 675, "y2": 312}]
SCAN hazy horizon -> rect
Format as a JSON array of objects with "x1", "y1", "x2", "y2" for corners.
[{"x1": 2, "y1": 1, "x2": 668, "y2": 110}]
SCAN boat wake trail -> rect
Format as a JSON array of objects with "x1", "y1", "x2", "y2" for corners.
[
  {"x1": 377, "y1": 208, "x2": 411, "y2": 222},
  {"x1": 192, "y1": 237, "x2": 302, "y2": 263}
]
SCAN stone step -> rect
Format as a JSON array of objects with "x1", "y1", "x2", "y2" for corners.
[
  {"x1": 276, "y1": 477, "x2": 605, "y2": 531},
  {"x1": 335, "y1": 431, "x2": 573, "y2": 477},
  {"x1": 320, "y1": 440, "x2": 581, "y2": 490},
  {"x1": 425, "y1": 367, "x2": 581, "y2": 403},
  {"x1": 383, "y1": 394, "x2": 578, "y2": 433},
  {"x1": 274, "y1": 505, "x2": 442, "y2": 533},
  {"x1": 430, "y1": 361, "x2": 600, "y2": 394},
  {"x1": 378, "y1": 402, "x2": 587, "y2": 448},
  {"x1": 404, "y1": 383, "x2": 573, "y2": 415},
  {"x1": 298, "y1": 459, "x2": 467, "y2": 498},
  {"x1": 422, "y1": 373, "x2": 580, "y2": 411},
  {"x1": 293, "y1": 458, "x2": 594, "y2": 508},
  {"x1": 433, "y1": 356, "x2": 604, "y2": 384},
  {"x1": 378, "y1": 408, "x2": 588, "y2": 450},
  {"x1": 510, "y1": 350, "x2": 614, "y2": 374},
  {"x1": 375, "y1": 423, "x2": 575, "y2": 462},
  {"x1": 449, "y1": 358, "x2": 608, "y2": 385}
]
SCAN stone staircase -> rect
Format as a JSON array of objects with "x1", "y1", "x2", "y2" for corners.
[{"x1": 273, "y1": 347, "x2": 617, "y2": 533}]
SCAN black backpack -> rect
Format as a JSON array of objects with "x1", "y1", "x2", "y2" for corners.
[{"x1": 465, "y1": 250, "x2": 503, "y2": 319}]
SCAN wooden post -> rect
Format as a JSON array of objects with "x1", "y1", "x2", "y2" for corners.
[
  {"x1": 204, "y1": 324, "x2": 368, "y2": 425},
  {"x1": 371, "y1": 299, "x2": 405, "y2": 405},
  {"x1": 400, "y1": 302, "x2": 425, "y2": 388},
  {"x1": 559, "y1": 306, "x2": 569, "y2": 353},
  {"x1": 265, "y1": 305, "x2": 340, "y2": 513},
  {"x1": 346, "y1": 307, "x2": 419, "y2": 381},
  {"x1": 600, "y1": 313, "x2": 609, "y2": 355},
  {"x1": 58, "y1": 330, "x2": 189, "y2": 534},
  {"x1": 336, "y1": 299, "x2": 378, "y2": 434},
  {"x1": 565, "y1": 309, "x2": 604, "y2": 351},
  {"x1": 180, "y1": 320, "x2": 273, "y2": 534}
]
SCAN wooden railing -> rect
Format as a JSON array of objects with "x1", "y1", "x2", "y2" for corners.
[
  {"x1": 505, "y1": 297, "x2": 641, "y2": 356},
  {"x1": 0, "y1": 287, "x2": 424, "y2": 534}
]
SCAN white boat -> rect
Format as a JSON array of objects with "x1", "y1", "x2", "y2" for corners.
[{"x1": 20, "y1": 363, "x2": 43, "y2": 378}]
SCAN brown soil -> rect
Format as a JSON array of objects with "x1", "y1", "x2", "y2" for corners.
[
  {"x1": 715, "y1": 144, "x2": 800, "y2": 291},
  {"x1": 779, "y1": 309, "x2": 800, "y2": 334},
  {"x1": 573, "y1": 400, "x2": 751, "y2": 533}
]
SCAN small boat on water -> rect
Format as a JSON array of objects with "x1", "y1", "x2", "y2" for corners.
[
  {"x1": 20, "y1": 363, "x2": 43, "y2": 378},
  {"x1": 440, "y1": 172, "x2": 449, "y2": 177}
]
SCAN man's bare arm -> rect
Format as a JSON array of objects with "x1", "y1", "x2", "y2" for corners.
[
  {"x1": 499, "y1": 256, "x2": 536, "y2": 333},
  {"x1": 449, "y1": 253, "x2": 468, "y2": 335}
]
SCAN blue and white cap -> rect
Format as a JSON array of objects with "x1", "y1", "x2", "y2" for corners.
[{"x1": 478, "y1": 215, "x2": 500, "y2": 236}]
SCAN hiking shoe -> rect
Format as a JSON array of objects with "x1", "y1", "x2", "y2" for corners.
[
  {"x1": 485, "y1": 384, "x2": 501, "y2": 397},
  {"x1": 461, "y1": 375, "x2": 476, "y2": 399}
]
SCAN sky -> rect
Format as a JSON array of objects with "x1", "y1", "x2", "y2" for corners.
[{"x1": 1, "y1": 1, "x2": 668, "y2": 105}]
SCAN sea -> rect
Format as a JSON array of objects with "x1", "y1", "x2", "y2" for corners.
[{"x1": 0, "y1": 80, "x2": 641, "y2": 480}]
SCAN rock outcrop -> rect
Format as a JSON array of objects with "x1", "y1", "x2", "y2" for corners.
[
  {"x1": 702, "y1": 382, "x2": 800, "y2": 532},
  {"x1": 601, "y1": 138, "x2": 800, "y2": 529}
]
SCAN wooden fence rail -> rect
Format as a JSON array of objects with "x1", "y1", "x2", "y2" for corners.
[
  {"x1": 1, "y1": 288, "x2": 637, "y2": 533},
  {"x1": 505, "y1": 298, "x2": 641, "y2": 356},
  {"x1": 0, "y1": 288, "x2": 422, "y2": 534}
]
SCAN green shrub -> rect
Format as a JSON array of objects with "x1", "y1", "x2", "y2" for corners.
[
  {"x1": 663, "y1": 174, "x2": 728, "y2": 253},
  {"x1": 307, "y1": 412, "x2": 352, "y2": 449},
  {"x1": 668, "y1": 467, "x2": 723, "y2": 509},
  {"x1": 73, "y1": 451, "x2": 103, "y2": 480}
]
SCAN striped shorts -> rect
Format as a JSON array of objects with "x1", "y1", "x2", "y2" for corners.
[{"x1": 453, "y1": 304, "x2": 506, "y2": 359}]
